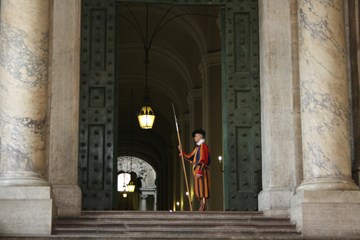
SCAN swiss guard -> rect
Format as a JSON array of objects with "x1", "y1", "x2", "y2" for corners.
[{"x1": 178, "y1": 129, "x2": 211, "y2": 211}]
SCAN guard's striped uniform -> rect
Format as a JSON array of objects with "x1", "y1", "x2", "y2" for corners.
[{"x1": 182, "y1": 143, "x2": 210, "y2": 199}]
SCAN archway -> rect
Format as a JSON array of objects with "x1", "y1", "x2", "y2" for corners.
[
  {"x1": 117, "y1": 156, "x2": 157, "y2": 210},
  {"x1": 78, "y1": 0, "x2": 261, "y2": 211}
]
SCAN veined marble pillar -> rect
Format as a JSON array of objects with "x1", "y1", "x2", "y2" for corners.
[
  {"x1": 291, "y1": 1, "x2": 360, "y2": 237},
  {"x1": 0, "y1": 0, "x2": 49, "y2": 186},
  {"x1": 0, "y1": 0, "x2": 52, "y2": 236},
  {"x1": 297, "y1": 0, "x2": 357, "y2": 191}
]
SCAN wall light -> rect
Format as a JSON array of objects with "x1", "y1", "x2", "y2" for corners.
[{"x1": 218, "y1": 155, "x2": 224, "y2": 172}]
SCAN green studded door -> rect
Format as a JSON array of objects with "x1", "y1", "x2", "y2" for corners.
[
  {"x1": 79, "y1": 0, "x2": 117, "y2": 210},
  {"x1": 222, "y1": 0, "x2": 261, "y2": 211}
]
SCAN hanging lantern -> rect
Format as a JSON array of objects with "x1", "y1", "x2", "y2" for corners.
[
  {"x1": 127, "y1": 181, "x2": 136, "y2": 192},
  {"x1": 137, "y1": 4, "x2": 155, "y2": 130},
  {"x1": 138, "y1": 105, "x2": 155, "y2": 129}
]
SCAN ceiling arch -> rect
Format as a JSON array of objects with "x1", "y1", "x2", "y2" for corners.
[
  {"x1": 119, "y1": 42, "x2": 193, "y2": 90},
  {"x1": 117, "y1": 4, "x2": 209, "y2": 56}
]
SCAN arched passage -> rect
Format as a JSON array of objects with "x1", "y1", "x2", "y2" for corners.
[{"x1": 117, "y1": 156, "x2": 157, "y2": 210}]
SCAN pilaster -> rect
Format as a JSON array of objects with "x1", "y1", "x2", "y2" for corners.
[
  {"x1": 199, "y1": 51, "x2": 221, "y2": 143},
  {"x1": 48, "y1": 0, "x2": 82, "y2": 217},
  {"x1": 186, "y1": 90, "x2": 202, "y2": 210},
  {"x1": 199, "y1": 52, "x2": 223, "y2": 210},
  {"x1": 186, "y1": 88, "x2": 203, "y2": 134},
  {"x1": 258, "y1": 0, "x2": 301, "y2": 216},
  {"x1": 179, "y1": 114, "x2": 191, "y2": 211}
]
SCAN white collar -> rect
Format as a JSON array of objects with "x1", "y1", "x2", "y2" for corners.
[{"x1": 197, "y1": 139, "x2": 205, "y2": 146}]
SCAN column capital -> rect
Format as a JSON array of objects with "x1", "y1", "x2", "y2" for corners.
[
  {"x1": 179, "y1": 113, "x2": 190, "y2": 124},
  {"x1": 140, "y1": 194, "x2": 148, "y2": 200},
  {"x1": 186, "y1": 88, "x2": 202, "y2": 105},
  {"x1": 200, "y1": 51, "x2": 221, "y2": 69},
  {"x1": 199, "y1": 51, "x2": 221, "y2": 81},
  {"x1": 216, "y1": 13, "x2": 221, "y2": 35}
]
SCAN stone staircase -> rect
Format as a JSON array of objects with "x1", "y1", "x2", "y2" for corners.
[{"x1": 52, "y1": 211, "x2": 302, "y2": 239}]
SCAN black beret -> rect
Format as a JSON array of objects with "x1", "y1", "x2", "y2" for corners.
[{"x1": 192, "y1": 129, "x2": 206, "y2": 138}]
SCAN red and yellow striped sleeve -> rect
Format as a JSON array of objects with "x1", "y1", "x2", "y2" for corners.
[{"x1": 182, "y1": 148, "x2": 197, "y2": 162}]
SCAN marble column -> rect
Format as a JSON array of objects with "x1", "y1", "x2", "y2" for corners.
[
  {"x1": 139, "y1": 194, "x2": 148, "y2": 211},
  {"x1": 297, "y1": 0, "x2": 357, "y2": 191},
  {"x1": 0, "y1": 0, "x2": 52, "y2": 236},
  {"x1": 0, "y1": 0, "x2": 50, "y2": 186},
  {"x1": 291, "y1": 1, "x2": 360, "y2": 237},
  {"x1": 153, "y1": 190, "x2": 157, "y2": 210},
  {"x1": 140, "y1": 188, "x2": 157, "y2": 211}
]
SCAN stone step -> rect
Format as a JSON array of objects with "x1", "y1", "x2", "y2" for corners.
[
  {"x1": 54, "y1": 219, "x2": 296, "y2": 227},
  {"x1": 51, "y1": 233, "x2": 302, "y2": 240},
  {"x1": 52, "y1": 230, "x2": 302, "y2": 240},
  {"x1": 53, "y1": 224, "x2": 297, "y2": 232},
  {"x1": 55, "y1": 215, "x2": 293, "y2": 223},
  {"x1": 52, "y1": 211, "x2": 302, "y2": 239},
  {"x1": 74, "y1": 210, "x2": 291, "y2": 221},
  {"x1": 81, "y1": 210, "x2": 263, "y2": 217}
]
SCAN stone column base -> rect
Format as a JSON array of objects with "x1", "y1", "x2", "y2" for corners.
[
  {"x1": 291, "y1": 190, "x2": 360, "y2": 238},
  {"x1": 258, "y1": 188, "x2": 293, "y2": 216},
  {"x1": 52, "y1": 184, "x2": 82, "y2": 217},
  {"x1": 0, "y1": 186, "x2": 52, "y2": 236}
]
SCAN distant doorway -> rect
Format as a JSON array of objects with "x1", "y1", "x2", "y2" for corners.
[{"x1": 117, "y1": 156, "x2": 157, "y2": 210}]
